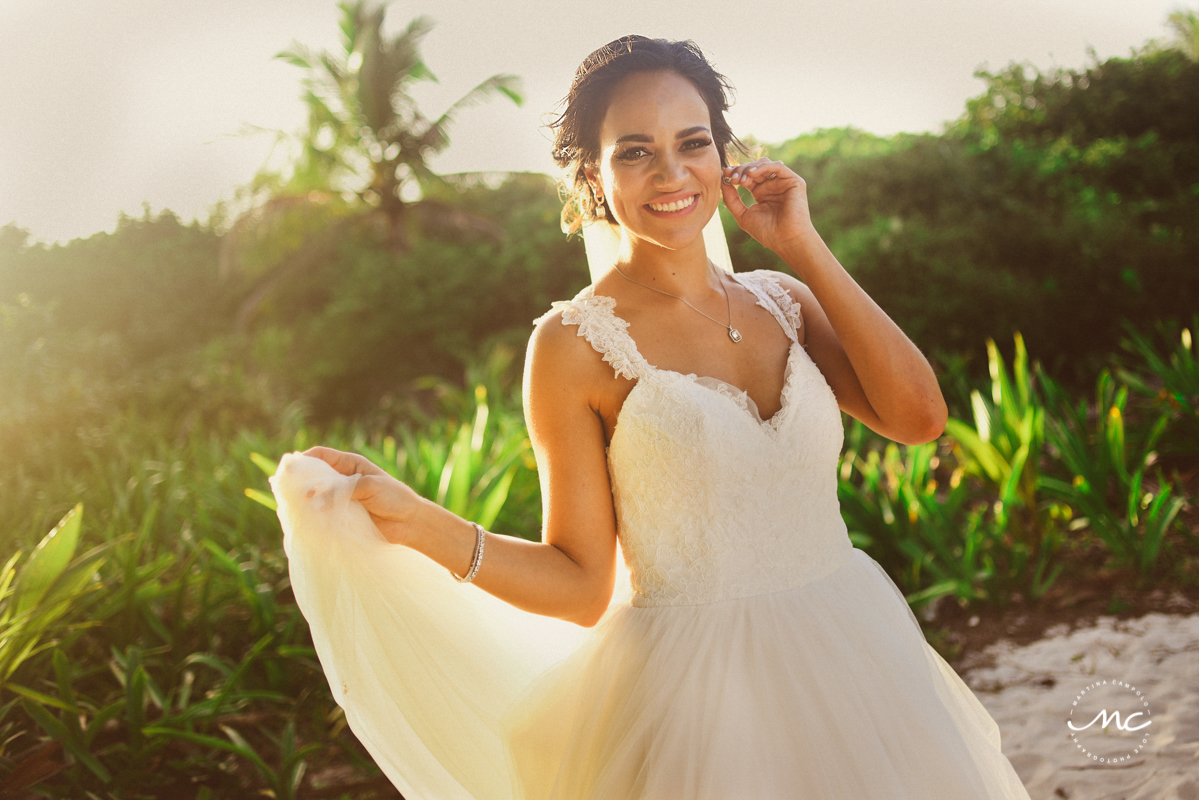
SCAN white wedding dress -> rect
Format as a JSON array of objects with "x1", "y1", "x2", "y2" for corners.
[{"x1": 270, "y1": 269, "x2": 1032, "y2": 799}]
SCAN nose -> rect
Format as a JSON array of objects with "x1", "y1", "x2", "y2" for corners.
[{"x1": 652, "y1": 149, "x2": 688, "y2": 188}]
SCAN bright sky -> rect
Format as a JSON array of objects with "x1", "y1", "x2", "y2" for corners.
[{"x1": 0, "y1": 0, "x2": 1183, "y2": 244}]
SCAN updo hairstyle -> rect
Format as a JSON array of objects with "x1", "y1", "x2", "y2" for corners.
[{"x1": 549, "y1": 35, "x2": 746, "y2": 234}]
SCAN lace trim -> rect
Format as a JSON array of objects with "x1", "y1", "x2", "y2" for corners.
[
  {"x1": 698, "y1": 376, "x2": 752, "y2": 415},
  {"x1": 732, "y1": 270, "x2": 802, "y2": 344},
  {"x1": 533, "y1": 272, "x2": 804, "y2": 386},
  {"x1": 533, "y1": 288, "x2": 648, "y2": 382}
]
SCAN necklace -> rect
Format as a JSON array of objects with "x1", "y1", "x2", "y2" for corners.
[{"x1": 611, "y1": 262, "x2": 742, "y2": 343}]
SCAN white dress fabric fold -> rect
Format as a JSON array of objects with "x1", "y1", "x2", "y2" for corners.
[{"x1": 270, "y1": 269, "x2": 1032, "y2": 799}]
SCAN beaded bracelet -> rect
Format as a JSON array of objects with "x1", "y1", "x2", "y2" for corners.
[{"x1": 451, "y1": 521, "x2": 487, "y2": 583}]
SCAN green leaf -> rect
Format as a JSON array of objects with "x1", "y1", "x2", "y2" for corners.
[
  {"x1": 250, "y1": 452, "x2": 278, "y2": 476},
  {"x1": 275, "y1": 48, "x2": 312, "y2": 69},
  {"x1": 21, "y1": 699, "x2": 111, "y2": 782},
  {"x1": 276, "y1": 645, "x2": 317, "y2": 659},
  {"x1": 1000, "y1": 443, "x2": 1030, "y2": 507},
  {"x1": 7, "y1": 683, "x2": 83, "y2": 714},
  {"x1": 945, "y1": 419, "x2": 1006, "y2": 482},
  {"x1": 440, "y1": 422, "x2": 474, "y2": 514},
  {"x1": 14, "y1": 504, "x2": 82, "y2": 618},
  {"x1": 498, "y1": 85, "x2": 524, "y2": 106},
  {"x1": 476, "y1": 462, "x2": 518, "y2": 530},
  {"x1": 244, "y1": 488, "x2": 278, "y2": 511},
  {"x1": 126, "y1": 666, "x2": 146, "y2": 751},
  {"x1": 143, "y1": 726, "x2": 273, "y2": 781},
  {"x1": 183, "y1": 652, "x2": 233, "y2": 678}
]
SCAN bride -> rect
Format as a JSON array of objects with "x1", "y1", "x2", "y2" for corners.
[{"x1": 271, "y1": 35, "x2": 1032, "y2": 799}]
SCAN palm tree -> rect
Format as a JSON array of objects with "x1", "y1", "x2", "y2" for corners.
[{"x1": 222, "y1": 0, "x2": 522, "y2": 329}]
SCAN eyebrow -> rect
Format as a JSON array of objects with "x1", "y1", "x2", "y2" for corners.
[{"x1": 614, "y1": 125, "x2": 711, "y2": 145}]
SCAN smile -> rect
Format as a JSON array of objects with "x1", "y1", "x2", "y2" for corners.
[{"x1": 646, "y1": 194, "x2": 698, "y2": 214}]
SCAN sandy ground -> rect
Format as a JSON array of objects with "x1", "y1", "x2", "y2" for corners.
[{"x1": 959, "y1": 612, "x2": 1199, "y2": 800}]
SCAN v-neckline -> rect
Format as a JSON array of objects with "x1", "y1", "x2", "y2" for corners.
[
  {"x1": 654, "y1": 341, "x2": 801, "y2": 431},
  {"x1": 590, "y1": 271, "x2": 801, "y2": 435}
]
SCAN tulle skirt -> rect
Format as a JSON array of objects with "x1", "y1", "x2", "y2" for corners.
[{"x1": 272, "y1": 453, "x2": 1031, "y2": 800}]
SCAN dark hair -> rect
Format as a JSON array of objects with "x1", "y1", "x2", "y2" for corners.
[{"x1": 549, "y1": 35, "x2": 746, "y2": 234}]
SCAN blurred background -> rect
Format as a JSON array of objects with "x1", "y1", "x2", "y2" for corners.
[{"x1": 0, "y1": 1, "x2": 1196, "y2": 797}]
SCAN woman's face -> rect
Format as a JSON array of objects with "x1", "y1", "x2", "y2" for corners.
[{"x1": 585, "y1": 70, "x2": 722, "y2": 254}]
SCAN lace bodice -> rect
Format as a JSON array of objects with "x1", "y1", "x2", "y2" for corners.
[{"x1": 532, "y1": 269, "x2": 854, "y2": 608}]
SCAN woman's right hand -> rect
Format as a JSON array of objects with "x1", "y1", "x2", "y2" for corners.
[{"x1": 302, "y1": 446, "x2": 425, "y2": 546}]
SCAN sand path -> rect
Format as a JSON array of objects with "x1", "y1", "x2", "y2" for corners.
[{"x1": 960, "y1": 612, "x2": 1199, "y2": 799}]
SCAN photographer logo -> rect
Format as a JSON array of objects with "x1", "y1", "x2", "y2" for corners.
[{"x1": 1066, "y1": 679, "x2": 1153, "y2": 764}]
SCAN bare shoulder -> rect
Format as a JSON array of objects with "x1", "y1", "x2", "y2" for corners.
[
  {"x1": 526, "y1": 307, "x2": 603, "y2": 393},
  {"x1": 523, "y1": 305, "x2": 613, "y2": 427}
]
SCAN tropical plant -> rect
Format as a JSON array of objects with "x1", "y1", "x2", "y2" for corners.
[
  {"x1": 1155, "y1": 6, "x2": 1199, "y2": 59},
  {"x1": 247, "y1": 353, "x2": 537, "y2": 538},
  {"x1": 838, "y1": 423, "x2": 991, "y2": 609},
  {"x1": 221, "y1": 0, "x2": 524, "y2": 327},
  {"x1": 1038, "y1": 367, "x2": 1188, "y2": 577},
  {"x1": 1114, "y1": 315, "x2": 1199, "y2": 462},
  {"x1": 941, "y1": 333, "x2": 1067, "y2": 597},
  {"x1": 0, "y1": 506, "x2": 108, "y2": 696},
  {"x1": 0, "y1": 358, "x2": 544, "y2": 796}
]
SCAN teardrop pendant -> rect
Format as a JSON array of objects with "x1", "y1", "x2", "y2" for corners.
[{"x1": 729, "y1": 328, "x2": 742, "y2": 343}]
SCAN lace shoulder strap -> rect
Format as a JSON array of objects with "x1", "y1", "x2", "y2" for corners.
[
  {"x1": 730, "y1": 270, "x2": 802, "y2": 345},
  {"x1": 531, "y1": 285, "x2": 650, "y2": 381}
]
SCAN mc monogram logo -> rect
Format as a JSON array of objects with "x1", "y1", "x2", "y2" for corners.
[{"x1": 1066, "y1": 679, "x2": 1154, "y2": 764}]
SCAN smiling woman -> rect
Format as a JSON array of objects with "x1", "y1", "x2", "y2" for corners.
[
  {"x1": 551, "y1": 37, "x2": 743, "y2": 235},
  {"x1": 273, "y1": 34, "x2": 1034, "y2": 799}
]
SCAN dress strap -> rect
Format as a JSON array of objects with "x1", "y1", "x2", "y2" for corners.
[
  {"x1": 730, "y1": 270, "x2": 802, "y2": 345},
  {"x1": 532, "y1": 285, "x2": 651, "y2": 382}
]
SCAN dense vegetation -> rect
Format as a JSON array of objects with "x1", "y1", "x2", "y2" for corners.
[{"x1": 0, "y1": 5, "x2": 1196, "y2": 797}]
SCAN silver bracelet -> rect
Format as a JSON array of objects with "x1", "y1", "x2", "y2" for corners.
[{"x1": 451, "y1": 522, "x2": 487, "y2": 583}]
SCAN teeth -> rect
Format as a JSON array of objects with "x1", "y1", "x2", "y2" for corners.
[{"x1": 648, "y1": 195, "x2": 696, "y2": 212}]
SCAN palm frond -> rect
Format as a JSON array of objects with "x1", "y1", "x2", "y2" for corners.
[
  {"x1": 336, "y1": 0, "x2": 366, "y2": 56},
  {"x1": 419, "y1": 75, "x2": 523, "y2": 155},
  {"x1": 1166, "y1": 9, "x2": 1199, "y2": 60},
  {"x1": 275, "y1": 44, "x2": 316, "y2": 70},
  {"x1": 393, "y1": 14, "x2": 438, "y2": 60}
]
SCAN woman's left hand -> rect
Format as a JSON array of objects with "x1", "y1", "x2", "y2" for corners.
[{"x1": 720, "y1": 158, "x2": 815, "y2": 256}]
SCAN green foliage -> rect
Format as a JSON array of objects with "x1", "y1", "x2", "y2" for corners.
[
  {"x1": 1, "y1": 314, "x2": 1195, "y2": 794},
  {"x1": 0, "y1": 506, "x2": 108, "y2": 692},
  {"x1": 1039, "y1": 368, "x2": 1187, "y2": 576},
  {"x1": 271, "y1": 1, "x2": 522, "y2": 206},
  {"x1": 249, "y1": 172, "x2": 587, "y2": 419},
  {"x1": 246, "y1": 344, "x2": 540, "y2": 537},
  {"x1": 838, "y1": 427, "x2": 992, "y2": 609},
  {"x1": 220, "y1": 0, "x2": 527, "y2": 331},
  {"x1": 0, "y1": 365, "x2": 543, "y2": 796},
  {"x1": 942, "y1": 333, "x2": 1066, "y2": 598},
  {"x1": 1113, "y1": 315, "x2": 1199, "y2": 461},
  {"x1": 1164, "y1": 8, "x2": 1199, "y2": 59},
  {"x1": 747, "y1": 45, "x2": 1199, "y2": 392}
]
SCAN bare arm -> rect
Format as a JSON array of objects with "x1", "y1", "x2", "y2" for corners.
[
  {"x1": 721, "y1": 159, "x2": 947, "y2": 445},
  {"x1": 774, "y1": 251, "x2": 946, "y2": 446},
  {"x1": 305, "y1": 312, "x2": 619, "y2": 627}
]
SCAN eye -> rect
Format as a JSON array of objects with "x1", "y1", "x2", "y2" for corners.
[
  {"x1": 615, "y1": 146, "x2": 650, "y2": 161},
  {"x1": 682, "y1": 137, "x2": 713, "y2": 151}
]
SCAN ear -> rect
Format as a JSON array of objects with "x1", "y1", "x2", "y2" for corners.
[{"x1": 582, "y1": 164, "x2": 601, "y2": 196}]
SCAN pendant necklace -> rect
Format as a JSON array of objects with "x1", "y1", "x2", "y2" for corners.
[{"x1": 611, "y1": 261, "x2": 742, "y2": 343}]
